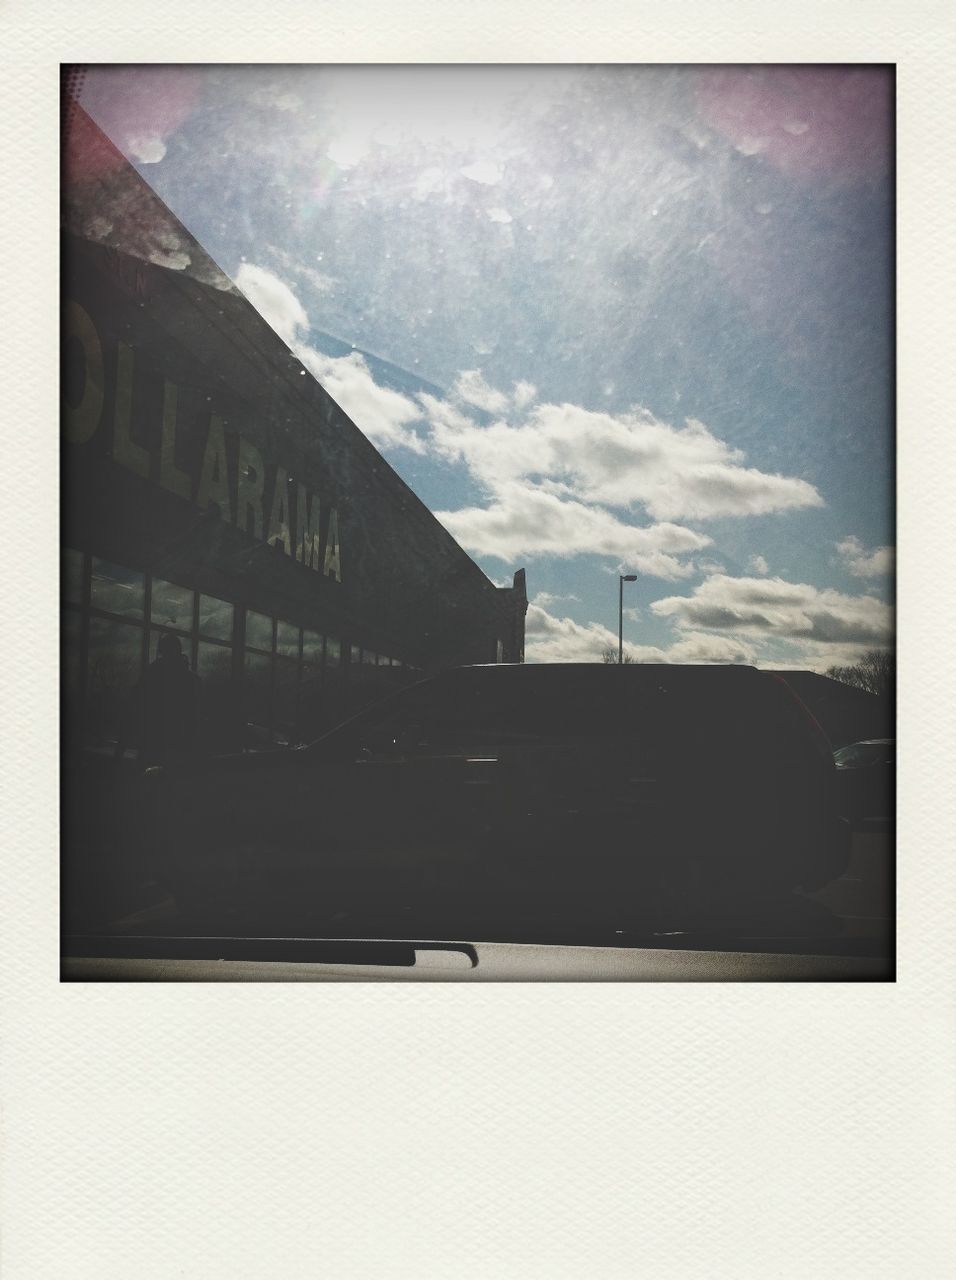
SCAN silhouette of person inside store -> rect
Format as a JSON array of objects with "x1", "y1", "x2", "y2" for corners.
[{"x1": 118, "y1": 633, "x2": 201, "y2": 766}]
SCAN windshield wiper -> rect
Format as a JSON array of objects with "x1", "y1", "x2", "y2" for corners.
[{"x1": 62, "y1": 934, "x2": 479, "y2": 968}]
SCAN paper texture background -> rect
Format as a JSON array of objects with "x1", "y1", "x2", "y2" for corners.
[{"x1": 2, "y1": 3, "x2": 953, "y2": 1275}]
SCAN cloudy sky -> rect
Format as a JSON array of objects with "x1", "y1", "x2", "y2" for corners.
[{"x1": 76, "y1": 64, "x2": 894, "y2": 669}]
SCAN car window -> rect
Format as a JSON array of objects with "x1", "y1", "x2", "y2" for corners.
[{"x1": 61, "y1": 66, "x2": 894, "y2": 975}]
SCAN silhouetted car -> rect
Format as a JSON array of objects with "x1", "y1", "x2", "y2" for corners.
[
  {"x1": 142, "y1": 664, "x2": 850, "y2": 939},
  {"x1": 833, "y1": 738, "x2": 895, "y2": 826}
]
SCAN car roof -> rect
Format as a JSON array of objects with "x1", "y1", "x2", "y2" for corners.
[
  {"x1": 446, "y1": 662, "x2": 761, "y2": 679},
  {"x1": 430, "y1": 664, "x2": 772, "y2": 697}
]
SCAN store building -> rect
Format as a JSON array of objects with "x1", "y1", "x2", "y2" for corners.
[{"x1": 62, "y1": 102, "x2": 527, "y2": 753}]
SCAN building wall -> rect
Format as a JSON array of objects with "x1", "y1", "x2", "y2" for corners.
[{"x1": 62, "y1": 114, "x2": 525, "y2": 752}]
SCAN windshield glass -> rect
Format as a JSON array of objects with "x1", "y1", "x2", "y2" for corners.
[
  {"x1": 61, "y1": 66, "x2": 894, "y2": 971},
  {"x1": 834, "y1": 742, "x2": 893, "y2": 768}
]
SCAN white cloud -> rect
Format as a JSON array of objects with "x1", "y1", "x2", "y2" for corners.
[
  {"x1": 299, "y1": 265, "x2": 336, "y2": 293},
  {"x1": 148, "y1": 247, "x2": 190, "y2": 271},
  {"x1": 436, "y1": 481, "x2": 711, "y2": 575},
  {"x1": 524, "y1": 604, "x2": 644, "y2": 664},
  {"x1": 330, "y1": 136, "x2": 369, "y2": 169},
  {"x1": 451, "y1": 370, "x2": 511, "y2": 415},
  {"x1": 524, "y1": 604, "x2": 756, "y2": 665},
  {"x1": 297, "y1": 348, "x2": 426, "y2": 453},
  {"x1": 696, "y1": 559, "x2": 727, "y2": 576},
  {"x1": 232, "y1": 264, "x2": 424, "y2": 452},
  {"x1": 836, "y1": 536, "x2": 895, "y2": 578},
  {"x1": 665, "y1": 631, "x2": 757, "y2": 664},
  {"x1": 513, "y1": 380, "x2": 537, "y2": 409},
  {"x1": 128, "y1": 131, "x2": 167, "y2": 164},
  {"x1": 532, "y1": 591, "x2": 581, "y2": 608},
  {"x1": 250, "y1": 85, "x2": 303, "y2": 114},
  {"x1": 235, "y1": 262, "x2": 309, "y2": 345},
  {"x1": 420, "y1": 379, "x2": 822, "y2": 576},
  {"x1": 460, "y1": 159, "x2": 503, "y2": 185},
  {"x1": 413, "y1": 167, "x2": 450, "y2": 200},
  {"x1": 650, "y1": 574, "x2": 894, "y2": 655},
  {"x1": 488, "y1": 208, "x2": 513, "y2": 224},
  {"x1": 420, "y1": 392, "x2": 823, "y2": 521},
  {"x1": 140, "y1": 227, "x2": 191, "y2": 271},
  {"x1": 736, "y1": 135, "x2": 768, "y2": 156},
  {"x1": 748, "y1": 554, "x2": 770, "y2": 574},
  {"x1": 265, "y1": 245, "x2": 337, "y2": 295}
]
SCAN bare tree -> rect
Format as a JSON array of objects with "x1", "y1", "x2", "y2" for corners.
[
  {"x1": 601, "y1": 648, "x2": 636, "y2": 664},
  {"x1": 825, "y1": 649, "x2": 895, "y2": 699}
]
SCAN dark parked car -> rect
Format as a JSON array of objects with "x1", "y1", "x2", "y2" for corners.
[
  {"x1": 137, "y1": 664, "x2": 850, "y2": 941},
  {"x1": 833, "y1": 738, "x2": 895, "y2": 827}
]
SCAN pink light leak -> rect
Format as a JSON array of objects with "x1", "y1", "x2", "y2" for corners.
[
  {"x1": 697, "y1": 66, "x2": 892, "y2": 184},
  {"x1": 64, "y1": 100, "x2": 128, "y2": 183},
  {"x1": 76, "y1": 66, "x2": 203, "y2": 170}
]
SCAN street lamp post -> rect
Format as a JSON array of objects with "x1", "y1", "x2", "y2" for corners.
[{"x1": 619, "y1": 574, "x2": 637, "y2": 664}]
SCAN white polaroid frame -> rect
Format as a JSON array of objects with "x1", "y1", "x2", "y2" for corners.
[{"x1": 2, "y1": 4, "x2": 952, "y2": 1276}]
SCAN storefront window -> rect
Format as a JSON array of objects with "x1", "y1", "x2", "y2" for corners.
[
  {"x1": 151, "y1": 578, "x2": 195, "y2": 632},
  {"x1": 66, "y1": 552, "x2": 414, "y2": 753},
  {"x1": 90, "y1": 558, "x2": 145, "y2": 618},
  {"x1": 197, "y1": 641, "x2": 233, "y2": 682},
  {"x1": 148, "y1": 630, "x2": 192, "y2": 667},
  {"x1": 199, "y1": 595, "x2": 234, "y2": 641},
  {"x1": 276, "y1": 620, "x2": 300, "y2": 659},
  {"x1": 302, "y1": 630, "x2": 324, "y2": 665},
  {"x1": 245, "y1": 610, "x2": 273, "y2": 652}
]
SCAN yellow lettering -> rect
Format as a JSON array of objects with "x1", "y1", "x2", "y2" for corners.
[
  {"x1": 236, "y1": 436, "x2": 265, "y2": 539},
  {"x1": 295, "y1": 484, "x2": 321, "y2": 570},
  {"x1": 323, "y1": 507, "x2": 342, "y2": 582},
  {"x1": 267, "y1": 465, "x2": 292, "y2": 554},
  {"x1": 196, "y1": 415, "x2": 232, "y2": 518},
  {"x1": 64, "y1": 302, "x2": 104, "y2": 445},
  {"x1": 159, "y1": 380, "x2": 191, "y2": 500}
]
